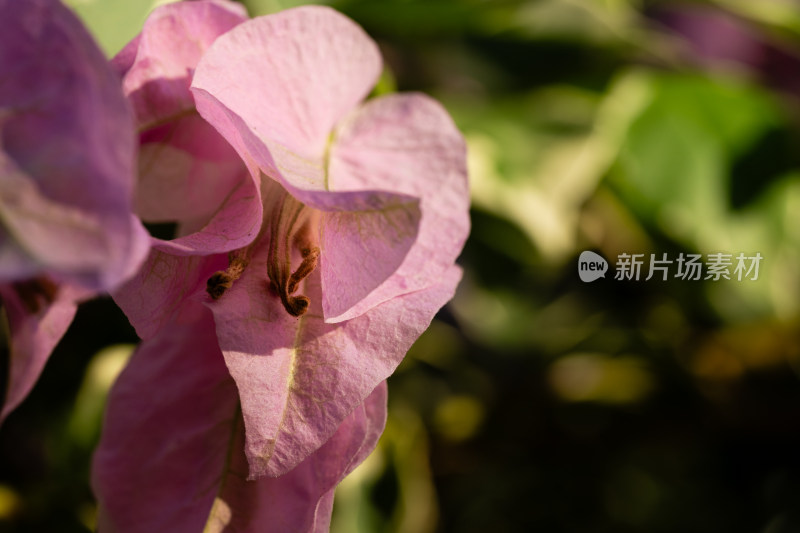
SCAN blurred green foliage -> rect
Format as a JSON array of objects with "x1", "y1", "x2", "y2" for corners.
[
  {"x1": 4, "y1": 0, "x2": 800, "y2": 532},
  {"x1": 63, "y1": 0, "x2": 167, "y2": 55}
]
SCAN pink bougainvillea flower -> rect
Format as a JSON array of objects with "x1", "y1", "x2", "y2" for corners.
[
  {"x1": 0, "y1": 0, "x2": 149, "y2": 422},
  {"x1": 95, "y1": 1, "x2": 468, "y2": 528}
]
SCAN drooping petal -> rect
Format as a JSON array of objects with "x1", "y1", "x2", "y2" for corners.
[
  {"x1": 205, "y1": 382, "x2": 387, "y2": 532},
  {"x1": 0, "y1": 0, "x2": 149, "y2": 290},
  {"x1": 92, "y1": 301, "x2": 386, "y2": 533},
  {"x1": 207, "y1": 221, "x2": 462, "y2": 477},
  {"x1": 115, "y1": 0, "x2": 260, "y2": 256},
  {"x1": 0, "y1": 282, "x2": 79, "y2": 423},
  {"x1": 324, "y1": 93, "x2": 470, "y2": 321}
]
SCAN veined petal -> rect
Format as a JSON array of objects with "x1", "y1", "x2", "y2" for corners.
[
  {"x1": 207, "y1": 226, "x2": 462, "y2": 477},
  {"x1": 191, "y1": 5, "x2": 382, "y2": 186},
  {"x1": 0, "y1": 282, "x2": 79, "y2": 423},
  {"x1": 0, "y1": 0, "x2": 149, "y2": 291},
  {"x1": 92, "y1": 301, "x2": 386, "y2": 533},
  {"x1": 318, "y1": 200, "x2": 420, "y2": 319},
  {"x1": 325, "y1": 93, "x2": 470, "y2": 321},
  {"x1": 204, "y1": 382, "x2": 386, "y2": 532}
]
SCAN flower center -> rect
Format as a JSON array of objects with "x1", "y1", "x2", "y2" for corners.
[
  {"x1": 206, "y1": 184, "x2": 320, "y2": 318},
  {"x1": 265, "y1": 188, "x2": 320, "y2": 317}
]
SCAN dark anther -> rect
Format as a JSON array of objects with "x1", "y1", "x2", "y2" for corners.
[
  {"x1": 285, "y1": 295, "x2": 310, "y2": 317},
  {"x1": 206, "y1": 271, "x2": 233, "y2": 300},
  {"x1": 206, "y1": 257, "x2": 248, "y2": 300}
]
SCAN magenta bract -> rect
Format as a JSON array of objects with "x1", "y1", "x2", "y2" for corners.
[{"x1": 0, "y1": 0, "x2": 149, "y2": 423}]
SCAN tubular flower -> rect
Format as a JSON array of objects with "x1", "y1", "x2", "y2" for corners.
[
  {"x1": 0, "y1": 0, "x2": 149, "y2": 423},
  {"x1": 93, "y1": 1, "x2": 469, "y2": 529}
]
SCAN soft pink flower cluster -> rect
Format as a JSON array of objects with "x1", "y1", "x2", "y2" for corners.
[{"x1": 1, "y1": 0, "x2": 469, "y2": 530}]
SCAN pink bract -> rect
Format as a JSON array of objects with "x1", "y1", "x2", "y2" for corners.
[
  {"x1": 0, "y1": 0, "x2": 149, "y2": 423},
  {"x1": 93, "y1": 301, "x2": 387, "y2": 533},
  {"x1": 97, "y1": 1, "x2": 469, "y2": 530}
]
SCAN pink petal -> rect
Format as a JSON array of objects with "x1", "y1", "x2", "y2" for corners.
[
  {"x1": 208, "y1": 227, "x2": 462, "y2": 477},
  {"x1": 142, "y1": 147, "x2": 263, "y2": 255},
  {"x1": 114, "y1": 0, "x2": 247, "y2": 129},
  {"x1": 92, "y1": 301, "x2": 386, "y2": 532},
  {"x1": 114, "y1": 1, "x2": 261, "y2": 255},
  {"x1": 325, "y1": 93, "x2": 470, "y2": 321},
  {"x1": 114, "y1": 0, "x2": 261, "y2": 257},
  {"x1": 135, "y1": 114, "x2": 261, "y2": 256},
  {"x1": 191, "y1": 5, "x2": 382, "y2": 184},
  {"x1": 187, "y1": 90, "x2": 421, "y2": 279},
  {"x1": 136, "y1": 116, "x2": 247, "y2": 225},
  {"x1": 0, "y1": 282, "x2": 79, "y2": 423},
  {"x1": 190, "y1": 7, "x2": 428, "y2": 321},
  {"x1": 0, "y1": 0, "x2": 149, "y2": 291},
  {"x1": 0, "y1": 155, "x2": 116, "y2": 277},
  {"x1": 112, "y1": 249, "x2": 226, "y2": 339},
  {"x1": 205, "y1": 382, "x2": 387, "y2": 531},
  {"x1": 317, "y1": 199, "x2": 421, "y2": 320}
]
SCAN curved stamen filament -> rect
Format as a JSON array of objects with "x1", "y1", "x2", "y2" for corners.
[{"x1": 266, "y1": 188, "x2": 320, "y2": 317}]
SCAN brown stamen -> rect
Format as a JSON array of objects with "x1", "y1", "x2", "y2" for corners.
[
  {"x1": 12, "y1": 277, "x2": 58, "y2": 314},
  {"x1": 287, "y1": 246, "x2": 319, "y2": 295},
  {"x1": 207, "y1": 256, "x2": 248, "y2": 300},
  {"x1": 265, "y1": 188, "x2": 320, "y2": 317}
]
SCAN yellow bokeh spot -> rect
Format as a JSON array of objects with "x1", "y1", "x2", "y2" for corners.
[
  {"x1": 549, "y1": 353, "x2": 655, "y2": 404},
  {"x1": 433, "y1": 395, "x2": 486, "y2": 442},
  {"x1": 0, "y1": 484, "x2": 21, "y2": 520}
]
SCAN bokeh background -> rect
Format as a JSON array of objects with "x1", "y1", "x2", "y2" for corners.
[{"x1": 3, "y1": 0, "x2": 800, "y2": 531}]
